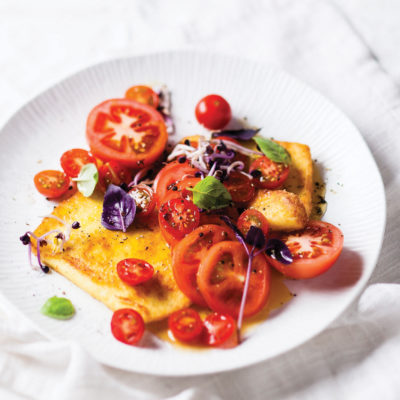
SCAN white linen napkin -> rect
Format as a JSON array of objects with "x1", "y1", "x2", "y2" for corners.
[{"x1": 1, "y1": 0, "x2": 400, "y2": 399}]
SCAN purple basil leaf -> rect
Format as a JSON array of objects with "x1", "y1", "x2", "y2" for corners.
[
  {"x1": 101, "y1": 184, "x2": 136, "y2": 232},
  {"x1": 265, "y1": 238, "x2": 293, "y2": 265},
  {"x1": 213, "y1": 128, "x2": 260, "y2": 141},
  {"x1": 245, "y1": 226, "x2": 266, "y2": 249}
]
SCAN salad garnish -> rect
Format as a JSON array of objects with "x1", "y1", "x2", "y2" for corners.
[
  {"x1": 212, "y1": 128, "x2": 260, "y2": 141},
  {"x1": 189, "y1": 176, "x2": 231, "y2": 210},
  {"x1": 72, "y1": 163, "x2": 99, "y2": 197},
  {"x1": 253, "y1": 136, "x2": 291, "y2": 165}
]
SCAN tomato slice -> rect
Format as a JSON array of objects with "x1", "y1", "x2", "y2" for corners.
[
  {"x1": 86, "y1": 98, "x2": 168, "y2": 168},
  {"x1": 195, "y1": 94, "x2": 232, "y2": 130},
  {"x1": 34, "y1": 170, "x2": 70, "y2": 198},
  {"x1": 98, "y1": 161, "x2": 132, "y2": 191},
  {"x1": 125, "y1": 85, "x2": 159, "y2": 108},
  {"x1": 116, "y1": 258, "x2": 154, "y2": 286},
  {"x1": 176, "y1": 176, "x2": 201, "y2": 201},
  {"x1": 203, "y1": 312, "x2": 238, "y2": 348},
  {"x1": 153, "y1": 161, "x2": 199, "y2": 207},
  {"x1": 197, "y1": 241, "x2": 270, "y2": 318},
  {"x1": 237, "y1": 209, "x2": 269, "y2": 238},
  {"x1": 223, "y1": 171, "x2": 255, "y2": 205},
  {"x1": 110, "y1": 308, "x2": 145, "y2": 345},
  {"x1": 60, "y1": 148, "x2": 95, "y2": 178},
  {"x1": 172, "y1": 225, "x2": 235, "y2": 306},
  {"x1": 267, "y1": 221, "x2": 344, "y2": 279},
  {"x1": 158, "y1": 198, "x2": 200, "y2": 247},
  {"x1": 168, "y1": 308, "x2": 204, "y2": 342},
  {"x1": 249, "y1": 156, "x2": 290, "y2": 189},
  {"x1": 128, "y1": 184, "x2": 155, "y2": 219}
]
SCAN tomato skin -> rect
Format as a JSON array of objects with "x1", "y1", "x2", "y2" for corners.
[
  {"x1": 128, "y1": 184, "x2": 155, "y2": 219},
  {"x1": 249, "y1": 156, "x2": 290, "y2": 189},
  {"x1": 125, "y1": 85, "x2": 159, "y2": 108},
  {"x1": 98, "y1": 161, "x2": 132, "y2": 192},
  {"x1": 111, "y1": 308, "x2": 145, "y2": 346},
  {"x1": 237, "y1": 209, "x2": 269, "y2": 238},
  {"x1": 168, "y1": 308, "x2": 204, "y2": 342},
  {"x1": 195, "y1": 94, "x2": 232, "y2": 130},
  {"x1": 34, "y1": 170, "x2": 70, "y2": 198},
  {"x1": 172, "y1": 225, "x2": 235, "y2": 306},
  {"x1": 203, "y1": 313, "x2": 238, "y2": 348},
  {"x1": 86, "y1": 98, "x2": 167, "y2": 168},
  {"x1": 116, "y1": 258, "x2": 154, "y2": 286},
  {"x1": 60, "y1": 148, "x2": 95, "y2": 178},
  {"x1": 197, "y1": 241, "x2": 270, "y2": 318},
  {"x1": 153, "y1": 161, "x2": 199, "y2": 208},
  {"x1": 223, "y1": 172, "x2": 255, "y2": 205},
  {"x1": 158, "y1": 198, "x2": 200, "y2": 247},
  {"x1": 267, "y1": 221, "x2": 344, "y2": 279},
  {"x1": 176, "y1": 177, "x2": 201, "y2": 201}
]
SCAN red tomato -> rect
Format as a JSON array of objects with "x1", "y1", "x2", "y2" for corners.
[
  {"x1": 98, "y1": 161, "x2": 132, "y2": 191},
  {"x1": 128, "y1": 184, "x2": 155, "y2": 219},
  {"x1": 197, "y1": 241, "x2": 270, "y2": 318},
  {"x1": 153, "y1": 161, "x2": 199, "y2": 207},
  {"x1": 249, "y1": 156, "x2": 290, "y2": 189},
  {"x1": 158, "y1": 198, "x2": 200, "y2": 247},
  {"x1": 172, "y1": 225, "x2": 235, "y2": 306},
  {"x1": 203, "y1": 312, "x2": 238, "y2": 348},
  {"x1": 86, "y1": 99, "x2": 168, "y2": 168},
  {"x1": 168, "y1": 308, "x2": 204, "y2": 343},
  {"x1": 125, "y1": 85, "x2": 159, "y2": 108},
  {"x1": 34, "y1": 170, "x2": 70, "y2": 198},
  {"x1": 267, "y1": 221, "x2": 344, "y2": 279},
  {"x1": 176, "y1": 176, "x2": 201, "y2": 201},
  {"x1": 60, "y1": 148, "x2": 95, "y2": 178},
  {"x1": 223, "y1": 172, "x2": 255, "y2": 205},
  {"x1": 195, "y1": 94, "x2": 232, "y2": 130},
  {"x1": 116, "y1": 258, "x2": 154, "y2": 286},
  {"x1": 237, "y1": 209, "x2": 269, "y2": 238},
  {"x1": 110, "y1": 308, "x2": 145, "y2": 345}
]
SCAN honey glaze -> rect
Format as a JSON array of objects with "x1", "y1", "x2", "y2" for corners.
[{"x1": 147, "y1": 269, "x2": 293, "y2": 350}]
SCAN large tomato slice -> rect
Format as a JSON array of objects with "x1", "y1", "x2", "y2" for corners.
[
  {"x1": 267, "y1": 220, "x2": 344, "y2": 279},
  {"x1": 197, "y1": 241, "x2": 270, "y2": 318},
  {"x1": 86, "y1": 99, "x2": 168, "y2": 168},
  {"x1": 172, "y1": 225, "x2": 235, "y2": 306}
]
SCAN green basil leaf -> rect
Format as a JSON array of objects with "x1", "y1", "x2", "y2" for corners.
[
  {"x1": 189, "y1": 176, "x2": 232, "y2": 210},
  {"x1": 253, "y1": 137, "x2": 291, "y2": 165},
  {"x1": 72, "y1": 163, "x2": 99, "y2": 197},
  {"x1": 40, "y1": 296, "x2": 75, "y2": 320}
]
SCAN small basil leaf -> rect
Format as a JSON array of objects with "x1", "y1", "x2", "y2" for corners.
[
  {"x1": 213, "y1": 128, "x2": 260, "y2": 141},
  {"x1": 245, "y1": 226, "x2": 266, "y2": 249},
  {"x1": 101, "y1": 184, "x2": 136, "y2": 232},
  {"x1": 72, "y1": 163, "x2": 99, "y2": 197},
  {"x1": 41, "y1": 296, "x2": 75, "y2": 320},
  {"x1": 253, "y1": 137, "x2": 291, "y2": 165},
  {"x1": 190, "y1": 176, "x2": 232, "y2": 210},
  {"x1": 266, "y1": 238, "x2": 293, "y2": 265}
]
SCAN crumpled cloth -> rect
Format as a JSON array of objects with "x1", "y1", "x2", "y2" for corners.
[{"x1": 1, "y1": 0, "x2": 400, "y2": 399}]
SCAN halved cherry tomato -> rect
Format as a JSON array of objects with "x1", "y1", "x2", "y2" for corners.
[
  {"x1": 223, "y1": 172, "x2": 255, "y2": 205},
  {"x1": 86, "y1": 98, "x2": 167, "y2": 168},
  {"x1": 110, "y1": 308, "x2": 145, "y2": 345},
  {"x1": 153, "y1": 161, "x2": 199, "y2": 207},
  {"x1": 116, "y1": 258, "x2": 154, "y2": 286},
  {"x1": 197, "y1": 241, "x2": 270, "y2": 318},
  {"x1": 128, "y1": 184, "x2": 155, "y2": 219},
  {"x1": 34, "y1": 170, "x2": 70, "y2": 198},
  {"x1": 249, "y1": 156, "x2": 290, "y2": 189},
  {"x1": 195, "y1": 94, "x2": 232, "y2": 130},
  {"x1": 267, "y1": 221, "x2": 344, "y2": 279},
  {"x1": 125, "y1": 85, "x2": 159, "y2": 108},
  {"x1": 168, "y1": 308, "x2": 204, "y2": 342},
  {"x1": 203, "y1": 312, "x2": 238, "y2": 348},
  {"x1": 237, "y1": 209, "x2": 269, "y2": 238},
  {"x1": 158, "y1": 198, "x2": 200, "y2": 247},
  {"x1": 98, "y1": 160, "x2": 132, "y2": 191},
  {"x1": 176, "y1": 176, "x2": 201, "y2": 201},
  {"x1": 172, "y1": 225, "x2": 235, "y2": 306},
  {"x1": 60, "y1": 148, "x2": 95, "y2": 178}
]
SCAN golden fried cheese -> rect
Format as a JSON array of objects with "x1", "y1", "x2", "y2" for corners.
[{"x1": 33, "y1": 192, "x2": 190, "y2": 322}]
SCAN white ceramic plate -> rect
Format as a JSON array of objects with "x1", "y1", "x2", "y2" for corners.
[{"x1": 0, "y1": 51, "x2": 385, "y2": 376}]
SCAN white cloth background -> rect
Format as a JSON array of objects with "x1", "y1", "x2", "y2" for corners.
[{"x1": 1, "y1": 0, "x2": 400, "y2": 398}]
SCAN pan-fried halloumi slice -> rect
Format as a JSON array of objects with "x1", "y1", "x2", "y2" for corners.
[{"x1": 33, "y1": 192, "x2": 190, "y2": 322}]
